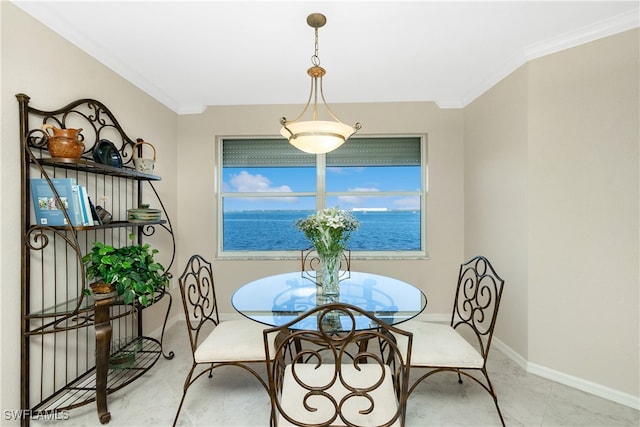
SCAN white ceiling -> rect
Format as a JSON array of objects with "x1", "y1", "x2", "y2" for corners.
[{"x1": 12, "y1": 1, "x2": 639, "y2": 114}]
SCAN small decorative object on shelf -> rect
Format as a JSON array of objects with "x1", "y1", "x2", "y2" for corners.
[
  {"x1": 95, "y1": 196, "x2": 112, "y2": 224},
  {"x1": 93, "y1": 139, "x2": 123, "y2": 168},
  {"x1": 82, "y1": 235, "x2": 169, "y2": 306},
  {"x1": 89, "y1": 281, "x2": 117, "y2": 300},
  {"x1": 42, "y1": 124, "x2": 85, "y2": 159},
  {"x1": 296, "y1": 207, "x2": 359, "y2": 297},
  {"x1": 133, "y1": 139, "x2": 156, "y2": 173},
  {"x1": 127, "y1": 204, "x2": 161, "y2": 222},
  {"x1": 108, "y1": 339, "x2": 139, "y2": 370}
]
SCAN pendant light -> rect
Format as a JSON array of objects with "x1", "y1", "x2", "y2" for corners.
[{"x1": 280, "y1": 13, "x2": 361, "y2": 154}]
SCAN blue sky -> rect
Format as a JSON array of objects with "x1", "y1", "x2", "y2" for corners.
[{"x1": 222, "y1": 166, "x2": 421, "y2": 211}]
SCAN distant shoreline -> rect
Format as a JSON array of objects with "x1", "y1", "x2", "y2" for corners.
[{"x1": 224, "y1": 208, "x2": 417, "y2": 213}]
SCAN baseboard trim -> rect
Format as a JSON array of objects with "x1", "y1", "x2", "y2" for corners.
[
  {"x1": 492, "y1": 337, "x2": 640, "y2": 410},
  {"x1": 527, "y1": 359, "x2": 639, "y2": 410}
]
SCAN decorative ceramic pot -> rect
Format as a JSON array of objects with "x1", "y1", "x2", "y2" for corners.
[
  {"x1": 42, "y1": 124, "x2": 85, "y2": 159},
  {"x1": 89, "y1": 281, "x2": 117, "y2": 300},
  {"x1": 133, "y1": 140, "x2": 156, "y2": 173}
]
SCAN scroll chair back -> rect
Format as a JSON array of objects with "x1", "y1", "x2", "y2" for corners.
[
  {"x1": 397, "y1": 255, "x2": 506, "y2": 426},
  {"x1": 264, "y1": 303, "x2": 413, "y2": 427},
  {"x1": 301, "y1": 247, "x2": 351, "y2": 283},
  {"x1": 173, "y1": 254, "x2": 272, "y2": 426}
]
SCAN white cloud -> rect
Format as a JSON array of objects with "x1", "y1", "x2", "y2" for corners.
[
  {"x1": 228, "y1": 171, "x2": 292, "y2": 192},
  {"x1": 224, "y1": 171, "x2": 298, "y2": 204}
]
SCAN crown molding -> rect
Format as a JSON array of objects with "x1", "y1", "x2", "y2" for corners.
[
  {"x1": 460, "y1": 8, "x2": 639, "y2": 108},
  {"x1": 524, "y1": 9, "x2": 639, "y2": 61}
]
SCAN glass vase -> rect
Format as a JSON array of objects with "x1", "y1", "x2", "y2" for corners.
[{"x1": 317, "y1": 250, "x2": 342, "y2": 298}]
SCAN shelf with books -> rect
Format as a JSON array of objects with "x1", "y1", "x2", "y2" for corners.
[
  {"x1": 18, "y1": 93, "x2": 175, "y2": 426},
  {"x1": 30, "y1": 177, "x2": 83, "y2": 227}
]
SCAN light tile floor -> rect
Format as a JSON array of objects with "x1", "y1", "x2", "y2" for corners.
[{"x1": 34, "y1": 321, "x2": 639, "y2": 426}]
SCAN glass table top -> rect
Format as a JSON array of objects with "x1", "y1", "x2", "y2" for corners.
[{"x1": 232, "y1": 271, "x2": 427, "y2": 331}]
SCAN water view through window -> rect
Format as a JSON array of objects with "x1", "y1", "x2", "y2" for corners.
[{"x1": 223, "y1": 209, "x2": 421, "y2": 251}]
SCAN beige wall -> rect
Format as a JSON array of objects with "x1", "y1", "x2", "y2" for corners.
[
  {"x1": 176, "y1": 102, "x2": 465, "y2": 318},
  {"x1": 528, "y1": 29, "x2": 639, "y2": 398},
  {"x1": 464, "y1": 64, "x2": 530, "y2": 358},
  {"x1": 1, "y1": 3, "x2": 178, "y2": 420},
  {"x1": 464, "y1": 29, "x2": 639, "y2": 401}
]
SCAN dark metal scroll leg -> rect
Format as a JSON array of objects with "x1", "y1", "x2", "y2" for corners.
[
  {"x1": 95, "y1": 298, "x2": 112, "y2": 424},
  {"x1": 159, "y1": 290, "x2": 175, "y2": 360}
]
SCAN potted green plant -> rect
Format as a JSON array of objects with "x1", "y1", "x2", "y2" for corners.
[{"x1": 82, "y1": 234, "x2": 169, "y2": 306}]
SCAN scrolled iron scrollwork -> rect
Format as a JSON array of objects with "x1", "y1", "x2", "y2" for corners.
[
  {"x1": 85, "y1": 100, "x2": 109, "y2": 127},
  {"x1": 268, "y1": 304, "x2": 410, "y2": 426},
  {"x1": 451, "y1": 256, "x2": 505, "y2": 364},
  {"x1": 25, "y1": 128, "x2": 49, "y2": 150},
  {"x1": 138, "y1": 223, "x2": 157, "y2": 237},
  {"x1": 455, "y1": 262, "x2": 499, "y2": 337},
  {"x1": 26, "y1": 97, "x2": 138, "y2": 165},
  {"x1": 26, "y1": 228, "x2": 50, "y2": 251},
  {"x1": 26, "y1": 227, "x2": 80, "y2": 253},
  {"x1": 182, "y1": 257, "x2": 216, "y2": 325}
]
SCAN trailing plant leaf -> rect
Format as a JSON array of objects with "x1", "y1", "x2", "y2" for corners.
[{"x1": 82, "y1": 239, "x2": 169, "y2": 307}]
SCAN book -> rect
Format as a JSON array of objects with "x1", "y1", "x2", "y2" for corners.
[
  {"x1": 78, "y1": 185, "x2": 94, "y2": 226},
  {"x1": 30, "y1": 178, "x2": 83, "y2": 227},
  {"x1": 87, "y1": 196, "x2": 102, "y2": 225},
  {"x1": 72, "y1": 184, "x2": 88, "y2": 226}
]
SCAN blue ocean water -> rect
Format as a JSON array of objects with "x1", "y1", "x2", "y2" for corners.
[{"x1": 223, "y1": 210, "x2": 421, "y2": 251}]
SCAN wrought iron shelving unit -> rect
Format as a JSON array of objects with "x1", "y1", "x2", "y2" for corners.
[{"x1": 18, "y1": 94, "x2": 176, "y2": 425}]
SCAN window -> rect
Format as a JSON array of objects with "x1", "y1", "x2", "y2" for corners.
[{"x1": 218, "y1": 136, "x2": 427, "y2": 258}]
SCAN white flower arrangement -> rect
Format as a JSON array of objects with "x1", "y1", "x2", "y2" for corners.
[{"x1": 296, "y1": 207, "x2": 359, "y2": 256}]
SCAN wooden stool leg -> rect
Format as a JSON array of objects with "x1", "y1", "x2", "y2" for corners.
[{"x1": 95, "y1": 298, "x2": 112, "y2": 424}]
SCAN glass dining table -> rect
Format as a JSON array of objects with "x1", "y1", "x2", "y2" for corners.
[{"x1": 232, "y1": 271, "x2": 427, "y2": 332}]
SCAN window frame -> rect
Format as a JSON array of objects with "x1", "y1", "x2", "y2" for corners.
[{"x1": 215, "y1": 134, "x2": 429, "y2": 260}]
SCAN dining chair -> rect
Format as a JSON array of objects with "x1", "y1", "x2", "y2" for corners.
[
  {"x1": 395, "y1": 255, "x2": 506, "y2": 426},
  {"x1": 263, "y1": 302, "x2": 413, "y2": 427},
  {"x1": 173, "y1": 254, "x2": 274, "y2": 426},
  {"x1": 301, "y1": 247, "x2": 351, "y2": 282}
]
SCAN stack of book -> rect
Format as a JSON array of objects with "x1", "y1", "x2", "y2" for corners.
[{"x1": 30, "y1": 178, "x2": 101, "y2": 226}]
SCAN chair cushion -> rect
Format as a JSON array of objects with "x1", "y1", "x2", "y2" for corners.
[
  {"x1": 278, "y1": 363, "x2": 401, "y2": 427},
  {"x1": 395, "y1": 321, "x2": 484, "y2": 368},
  {"x1": 194, "y1": 319, "x2": 272, "y2": 363}
]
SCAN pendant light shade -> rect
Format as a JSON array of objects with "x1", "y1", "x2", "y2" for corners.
[
  {"x1": 280, "y1": 13, "x2": 361, "y2": 154},
  {"x1": 281, "y1": 120, "x2": 357, "y2": 154}
]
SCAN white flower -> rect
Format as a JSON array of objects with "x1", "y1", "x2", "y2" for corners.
[{"x1": 296, "y1": 208, "x2": 359, "y2": 255}]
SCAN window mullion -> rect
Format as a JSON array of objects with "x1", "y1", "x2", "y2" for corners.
[{"x1": 317, "y1": 153, "x2": 327, "y2": 210}]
